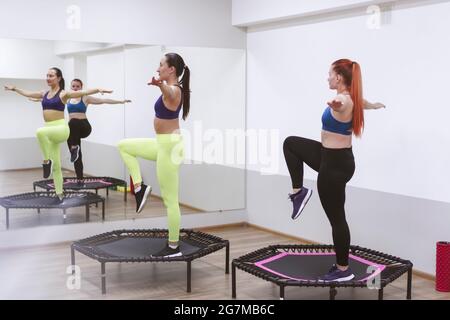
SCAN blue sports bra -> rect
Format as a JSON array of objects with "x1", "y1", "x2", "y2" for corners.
[
  {"x1": 321, "y1": 107, "x2": 352, "y2": 136},
  {"x1": 67, "y1": 98, "x2": 87, "y2": 114},
  {"x1": 154, "y1": 86, "x2": 183, "y2": 120},
  {"x1": 42, "y1": 90, "x2": 65, "y2": 112}
]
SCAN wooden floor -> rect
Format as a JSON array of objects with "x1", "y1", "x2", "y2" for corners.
[
  {"x1": 0, "y1": 169, "x2": 201, "y2": 230},
  {"x1": 0, "y1": 224, "x2": 448, "y2": 300}
]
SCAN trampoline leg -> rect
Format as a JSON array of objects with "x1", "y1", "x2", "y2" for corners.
[
  {"x1": 232, "y1": 262, "x2": 237, "y2": 299},
  {"x1": 106, "y1": 188, "x2": 109, "y2": 197},
  {"x1": 101, "y1": 262, "x2": 106, "y2": 294},
  {"x1": 85, "y1": 204, "x2": 90, "y2": 222},
  {"x1": 407, "y1": 267, "x2": 412, "y2": 300},
  {"x1": 225, "y1": 241, "x2": 230, "y2": 274},
  {"x1": 95, "y1": 190, "x2": 98, "y2": 208},
  {"x1": 124, "y1": 183, "x2": 127, "y2": 202},
  {"x1": 33, "y1": 185, "x2": 36, "y2": 192},
  {"x1": 378, "y1": 288, "x2": 384, "y2": 300},
  {"x1": 71, "y1": 246, "x2": 75, "y2": 274},
  {"x1": 37, "y1": 208, "x2": 41, "y2": 214},
  {"x1": 63, "y1": 208, "x2": 67, "y2": 221},
  {"x1": 102, "y1": 200, "x2": 105, "y2": 221},
  {"x1": 280, "y1": 285, "x2": 285, "y2": 300},
  {"x1": 330, "y1": 287, "x2": 337, "y2": 300},
  {"x1": 5, "y1": 208, "x2": 9, "y2": 230},
  {"x1": 187, "y1": 261, "x2": 192, "y2": 293}
]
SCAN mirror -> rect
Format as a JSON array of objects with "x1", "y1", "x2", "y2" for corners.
[{"x1": 0, "y1": 38, "x2": 246, "y2": 231}]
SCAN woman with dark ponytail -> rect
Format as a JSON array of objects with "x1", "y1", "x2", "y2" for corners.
[
  {"x1": 4, "y1": 67, "x2": 112, "y2": 200},
  {"x1": 118, "y1": 53, "x2": 190, "y2": 258},
  {"x1": 283, "y1": 59, "x2": 385, "y2": 281}
]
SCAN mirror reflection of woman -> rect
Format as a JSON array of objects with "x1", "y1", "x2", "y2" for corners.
[
  {"x1": 4, "y1": 67, "x2": 112, "y2": 200},
  {"x1": 65, "y1": 78, "x2": 131, "y2": 185},
  {"x1": 118, "y1": 53, "x2": 190, "y2": 258}
]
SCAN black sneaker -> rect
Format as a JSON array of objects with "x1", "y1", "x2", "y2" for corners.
[
  {"x1": 43, "y1": 160, "x2": 53, "y2": 179},
  {"x1": 134, "y1": 184, "x2": 152, "y2": 213},
  {"x1": 70, "y1": 145, "x2": 80, "y2": 163},
  {"x1": 54, "y1": 193, "x2": 64, "y2": 204},
  {"x1": 151, "y1": 244, "x2": 182, "y2": 258},
  {"x1": 76, "y1": 179, "x2": 85, "y2": 188},
  {"x1": 317, "y1": 264, "x2": 355, "y2": 282},
  {"x1": 289, "y1": 187, "x2": 312, "y2": 220}
]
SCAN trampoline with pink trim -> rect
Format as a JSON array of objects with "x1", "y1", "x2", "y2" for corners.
[{"x1": 232, "y1": 244, "x2": 413, "y2": 300}]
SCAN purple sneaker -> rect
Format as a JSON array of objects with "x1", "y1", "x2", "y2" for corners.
[
  {"x1": 318, "y1": 265, "x2": 355, "y2": 282},
  {"x1": 289, "y1": 187, "x2": 312, "y2": 220}
]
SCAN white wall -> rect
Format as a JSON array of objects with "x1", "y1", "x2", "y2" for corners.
[
  {"x1": 232, "y1": 0, "x2": 449, "y2": 27},
  {"x1": 164, "y1": 46, "x2": 246, "y2": 168},
  {"x1": 246, "y1": 1, "x2": 450, "y2": 203},
  {"x1": 0, "y1": 79, "x2": 48, "y2": 139},
  {"x1": 0, "y1": 0, "x2": 245, "y2": 49},
  {"x1": 123, "y1": 46, "x2": 162, "y2": 139},
  {"x1": 85, "y1": 50, "x2": 126, "y2": 146},
  {"x1": 0, "y1": 39, "x2": 64, "y2": 141},
  {"x1": 232, "y1": 0, "x2": 394, "y2": 26},
  {"x1": 0, "y1": 39, "x2": 64, "y2": 80}
]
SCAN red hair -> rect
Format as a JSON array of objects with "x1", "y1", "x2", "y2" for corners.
[{"x1": 332, "y1": 59, "x2": 364, "y2": 137}]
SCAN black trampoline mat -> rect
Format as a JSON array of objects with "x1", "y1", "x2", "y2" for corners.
[
  {"x1": 44, "y1": 178, "x2": 114, "y2": 189},
  {"x1": 0, "y1": 193, "x2": 101, "y2": 208},
  {"x1": 95, "y1": 237, "x2": 203, "y2": 258},
  {"x1": 255, "y1": 253, "x2": 385, "y2": 282}
]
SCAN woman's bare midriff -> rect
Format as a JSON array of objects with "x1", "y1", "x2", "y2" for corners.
[
  {"x1": 321, "y1": 130, "x2": 352, "y2": 149},
  {"x1": 43, "y1": 110, "x2": 65, "y2": 122},
  {"x1": 69, "y1": 112, "x2": 88, "y2": 120},
  {"x1": 154, "y1": 117, "x2": 180, "y2": 134}
]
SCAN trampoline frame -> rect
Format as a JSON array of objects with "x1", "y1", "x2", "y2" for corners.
[
  {"x1": 232, "y1": 244, "x2": 413, "y2": 300},
  {"x1": 33, "y1": 176, "x2": 128, "y2": 203},
  {"x1": 0, "y1": 191, "x2": 105, "y2": 230},
  {"x1": 71, "y1": 229, "x2": 230, "y2": 294}
]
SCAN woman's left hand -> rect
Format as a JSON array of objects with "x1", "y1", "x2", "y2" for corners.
[{"x1": 98, "y1": 88, "x2": 113, "y2": 95}]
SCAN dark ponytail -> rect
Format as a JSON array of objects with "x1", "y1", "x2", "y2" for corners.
[
  {"x1": 165, "y1": 53, "x2": 191, "y2": 120},
  {"x1": 180, "y1": 66, "x2": 190, "y2": 120},
  {"x1": 51, "y1": 67, "x2": 65, "y2": 91}
]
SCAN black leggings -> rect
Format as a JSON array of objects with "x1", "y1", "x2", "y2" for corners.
[
  {"x1": 67, "y1": 118, "x2": 92, "y2": 180},
  {"x1": 283, "y1": 136, "x2": 355, "y2": 266}
]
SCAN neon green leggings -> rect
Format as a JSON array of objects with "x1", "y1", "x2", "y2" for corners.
[
  {"x1": 36, "y1": 119, "x2": 70, "y2": 195},
  {"x1": 118, "y1": 134, "x2": 184, "y2": 242}
]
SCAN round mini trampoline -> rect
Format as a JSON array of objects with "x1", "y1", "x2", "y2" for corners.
[
  {"x1": 71, "y1": 229, "x2": 230, "y2": 294},
  {"x1": 0, "y1": 192, "x2": 105, "y2": 229},
  {"x1": 33, "y1": 177, "x2": 127, "y2": 202},
  {"x1": 232, "y1": 245, "x2": 413, "y2": 300}
]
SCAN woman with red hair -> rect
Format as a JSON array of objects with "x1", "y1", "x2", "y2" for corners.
[{"x1": 283, "y1": 59, "x2": 384, "y2": 282}]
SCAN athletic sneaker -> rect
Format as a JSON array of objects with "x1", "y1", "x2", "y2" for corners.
[
  {"x1": 43, "y1": 160, "x2": 53, "y2": 179},
  {"x1": 134, "y1": 183, "x2": 152, "y2": 213},
  {"x1": 70, "y1": 145, "x2": 80, "y2": 163},
  {"x1": 289, "y1": 187, "x2": 312, "y2": 220},
  {"x1": 76, "y1": 179, "x2": 85, "y2": 188},
  {"x1": 151, "y1": 244, "x2": 182, "y2": 258},
  {"x1": 317, "y1": 265, "x2": 355, "y2": 282},
  {"x1": 55, "y1": 193, "x2": 64, "y2": 203}
]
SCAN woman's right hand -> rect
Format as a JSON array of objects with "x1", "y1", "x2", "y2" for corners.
[
  {"x1": 374, "y1": 102, "x2": 386, "y2": 109},
  {"x1": 4, "y1": 85, "x2": 16, "y2": 91}
]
